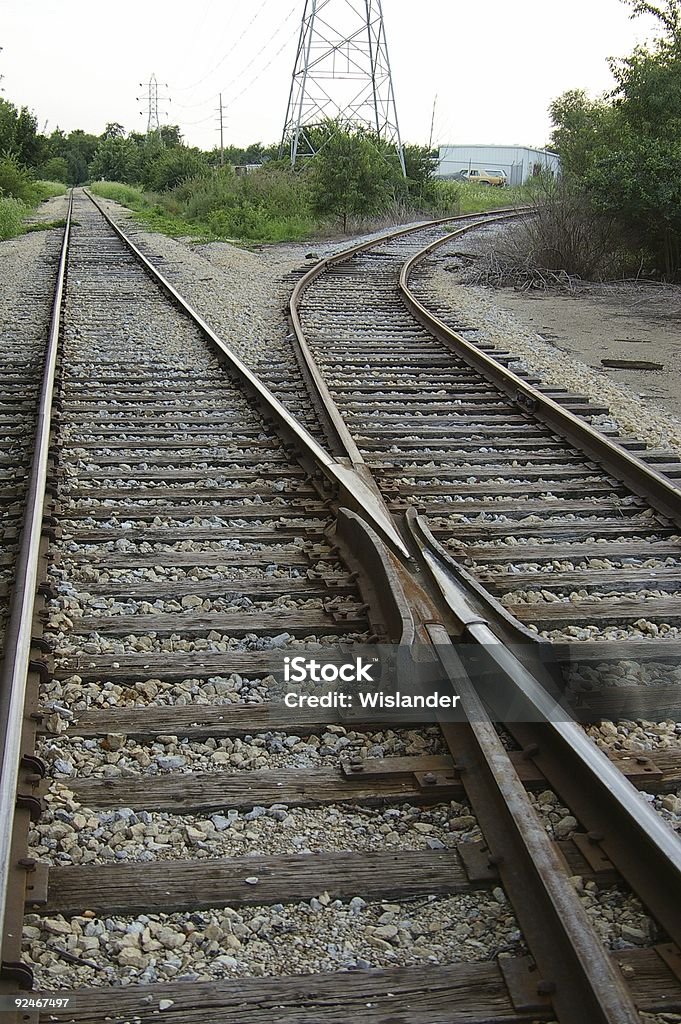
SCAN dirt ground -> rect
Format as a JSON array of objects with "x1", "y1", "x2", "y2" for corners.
[
  {"x1": 440, "y1": 219, "x2": 681, "y2": 418},
  {"x1": 489, "y1": 283, "x2": 681, "y2": 417}
]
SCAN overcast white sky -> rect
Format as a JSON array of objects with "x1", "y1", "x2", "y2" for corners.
[{"x1": 0, "y1": 1, "x2": 658, "y2": 151}]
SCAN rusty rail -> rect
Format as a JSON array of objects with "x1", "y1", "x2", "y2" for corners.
[
  {"x1": 0, "y1": 191, "x2": 73, "y2": 975},
  {"x1": 398, "y1": 220, "x2": 681, "y2": 526}
]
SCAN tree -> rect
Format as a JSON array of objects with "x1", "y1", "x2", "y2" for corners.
[
  {"x1": 402, "y1": 144, "x2": 438, "y2": 202},
  {"x1": 142, "y1": 146, "x2": 207, "y2": 191},
  {"x1": 586, "y1": 137, "x2": 681, "y2": 273},
  {"x1": 159, "y1": 124, "x2": 183, "y2": 148},
  {"x1": 548, "y1": 0, "x2": 681, "y2": 276},
  {"x1": 0, "y1": 99, "x2": 42, "y2": 165},
  {"x1": 212, "y1": 141, "x2": 278, "y2": 166},
  {"x1": 102, "y1": 122, "x2": 126, "y2": 140},
  {"x1": 0, "y1": 153, "x2": 36, "y2": 202},
  {"x1": 621, "y1": 0, "x2": 681, "y2": 42},
  {"x1": 548, "y1": 90, "x2": 616, "y2": 177},
  {"x1": 54, "y1": 129, "x2": 99, "y2": 184},
  {"x1": 308, "y1": 122, "x2": 398, "y2": 230},
  {"x1": 89, "y1": 135, "x2": 141, "y2": 183},
  {"x1": 39, "y1": 156, "x2": 69, "y2": 182}
]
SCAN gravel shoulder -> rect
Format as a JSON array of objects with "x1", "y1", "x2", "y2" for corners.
[
  {"x1": 424, "y1": 221, "x2": 681, "y2": 454},
  {"x1": 27, "y1": 192, "x2": 70, "y2": 225},
  {"x1": 489, "y1": 283, "x2": 681, "y2": 418}
]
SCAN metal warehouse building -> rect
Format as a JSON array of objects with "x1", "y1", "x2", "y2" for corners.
[{"x1": 436, "y1": 145, "x2": 560, "y2": 185}]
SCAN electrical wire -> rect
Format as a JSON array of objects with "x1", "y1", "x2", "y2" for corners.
[
  {"x1": 210, "y1": 3, "x2": 300, "y2": 106},
  {"x1": 175, "y1": 3, "x2": 300, "y2": 136},
  {"x1": 177, "y1": 110, "x2": 219, "y2": 127},
  {"x1": 174, "y1": 0, "x2": 217, "y2": 70},
  {"x1": 173, "y1": 0, "x2": 273, "y2": 93}
]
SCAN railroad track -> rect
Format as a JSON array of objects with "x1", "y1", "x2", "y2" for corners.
[
  {"x1": 0, "y1": 193, "x2": 679, "y2": 1024},
  {"x1": 292, "y1": 214, "x2": 681, "y2": 642}
]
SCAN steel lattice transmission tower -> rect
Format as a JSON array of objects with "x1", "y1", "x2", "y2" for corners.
[
  {"x1": 280, "y1": 0, "x2": 405, "y2": 174},
  {"x1": 138, "y1": 73, "x2": 170, "y2": 135}
]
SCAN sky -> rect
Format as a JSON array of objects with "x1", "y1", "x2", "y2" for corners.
[{"x1": 0, "y1": 1, "x2": 660, "y2": 152}]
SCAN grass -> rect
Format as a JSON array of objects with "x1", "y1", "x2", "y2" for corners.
[
  {"x1": 33, "y1": 180, "x2": 68, "y2": 201},
  {"x1": 89, "y1": 181, "x2": 146, "y2": 207},
  {"x1": 24, "y1": 218, "x2": 68, "y2": 233},
  {"x1": 0, "y1": 197, "x2": 28, "y2": 240},
  {"x1": 89, "y1": 181, "x2": 215, "y2": 239},
  {"x1": 433, "y1": 180, "x2": 530, "y2": 215},
  {"x1": 0, "y1": 180, "x2": 68, "y2": 240},
  {"x1": 88, "y1": 175, "x2": 533, "y2": 247}
]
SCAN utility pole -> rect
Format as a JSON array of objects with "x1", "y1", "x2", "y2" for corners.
[
  {"x1": 428, "y1": 94, "x2": 437, "y2": 153},
  {"x1": 218, "y1": 93, "x2": 225, "y2": 166},
  {"x1": 280, "y1": 0, "x2": 405, "y2": 175}
]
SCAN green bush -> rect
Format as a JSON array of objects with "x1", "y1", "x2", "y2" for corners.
[
  {"x1": 167, "y1": 165, "x2": 315, "y2": 241},
  {"x1": 0, "y1": 196, "x2": 27, "y2": 239},
  {"x1": 89, "y1": 136, "x2": 141, "y2": 185},
  {"x1": 0, "y1": 155, "x2": 39, "y2": 203},
  {"x1": 143, "y1": 148, "x2": 208, "y2": 192},
  {"x1": 308, "y1": 124, "x2": 399, "y2": 229},
  {"x1": 175, "y1": 167, "x2": 238, "y2": 221},
  {"x1": 548, "y1": 0, "x2": 681, "y2": 277}
]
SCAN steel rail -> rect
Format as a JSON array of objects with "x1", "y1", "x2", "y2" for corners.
[
  {"x1": 82, "y1": 190, "x2": 409, "y2": 559},
  {"x1": 427, "y1": 622, "x2": 642, "y2": 1024},
  {"x1": 285, "y1": 193, "x2": 681, "y2": 1011},
  {"x1": 408, "y1": 508, "x2": 681, "y2": 952},
  {"x1": 399, "y1": 223, "x2": 681, "y2": 526},
  {"x1": 285, "y1": 199, "x2": 681, "y2": 968},
  {"x1": 0, "y1": 190, "x2": 74, "y2": 969},
  {"x1": 333, "y1": 502, "x2": 645, "y2": 1021},
  {"x1": 288, "y1": 206, "x2": 528, "y2": 467}
]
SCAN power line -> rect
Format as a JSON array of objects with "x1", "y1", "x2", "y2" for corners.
[
  {"x1": 220, "y1": 17, "x2": 301, "y2": 109},
  {"x1": 177, "y1": 0, "x2": 218, "y2": 69},
  {"x1": 173, "y1": 7, "x2": 301, "y2": 136},
  {"x1": 174, "y1": 0, "x2": 272, "y2": 94},
  {"x1": 188, "y1": 2, "x2": 300, "y2": 110}
]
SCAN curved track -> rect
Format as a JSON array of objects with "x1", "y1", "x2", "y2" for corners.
[{"x1": 291, "y1": 213, "x2": 681, "y2": 644}]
